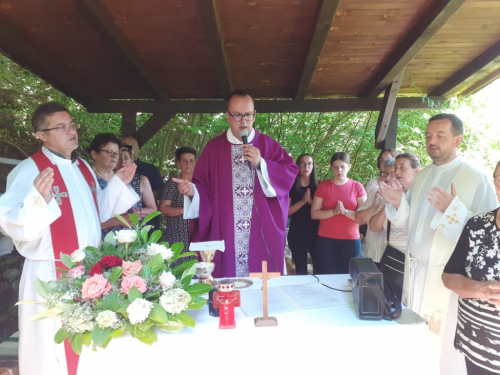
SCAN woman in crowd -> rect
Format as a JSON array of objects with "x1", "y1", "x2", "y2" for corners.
[
  {"x1": 443, "y1": 208, "x2": 500, "y2": 375},
  {"x1": 311, "y1": 152, "x2": 366, "y2": 274},
  {"x1": 368, "y1": 153, "x2": 421, "y2": 257},
  {"x1": 356, "y1": 148, "x2": 398, "y2": 257},
  {"x1": 493, "y1": 161, "x2": 500, "y2": 203},
  {"x1": 117, "y1": 145, "x2": 157, "y2": 220},
  {"x1": 288, "y1": 153, "x2": 319, "y2": 275},
  {"x1": 159, "y1": 147, "x2": 197, "y2": 255},
  {"x1": 89, "y1": 133, "x2": 132, "y2": 236}
]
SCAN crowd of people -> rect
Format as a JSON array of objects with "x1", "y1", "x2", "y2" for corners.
[{"x1": 1, "y1": 92, "x2": 500, "y2": 375}]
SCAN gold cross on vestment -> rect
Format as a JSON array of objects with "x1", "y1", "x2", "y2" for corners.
[
  {"x1": 32, "y1": 196, "x2": 44, "y2": 208},
  {"x1": 447, "y1": 213, "x2": 459, "y2": 225},
  {"x1": 249, "y1": 260, "x2": 280, "y2": 327}
]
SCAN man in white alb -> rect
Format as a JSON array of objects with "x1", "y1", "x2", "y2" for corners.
[
  {"x1": 380, "y1": 113, "x2": 498, "y2": 375},
  {"x1": 0, "y1": 103, "x2": 139, "y2": 375}
]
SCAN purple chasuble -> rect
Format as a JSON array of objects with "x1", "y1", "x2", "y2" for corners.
[{"x1": 191, "y1": 130, "x2": 298, "y2": 277}]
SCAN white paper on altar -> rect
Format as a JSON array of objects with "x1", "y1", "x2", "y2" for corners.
[
  {"x1": 189, "y1": 240, "x2": 225, "y2": 252},
  {"x1": 239, "y1": 282, "x2": 348, "y2": 317}
]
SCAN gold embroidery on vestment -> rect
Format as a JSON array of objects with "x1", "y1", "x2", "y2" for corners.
[
  {"x1": 447, "y1": 213, "x2": 459, "y2": 225},
  {"x1": 32, "y1": 197, "x2": 44, "y2": 208}
]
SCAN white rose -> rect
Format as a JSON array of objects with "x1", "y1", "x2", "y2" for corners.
[
  {"x1": 159, "y1": 271, "x2": 176, "y2": 290},
  {"x1": 70, "y1": 248, "x2": 86, "y2": 263},
  {"x1": 96, "y1": 310, "x2": 119, "y2": 328},
  {"x1": 114, "y1": 229, "x2": 137, "y2": 244},
  {"x1": 147, "y1": 243, "x2": 173, "y2": 261}
]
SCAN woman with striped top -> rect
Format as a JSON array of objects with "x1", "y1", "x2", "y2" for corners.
[
  {"x1": 369, "y1": 153, "x2": 421, "y2": 253},
  {"x1": 443, "y1": 209, "x2": 500, "y2": 374}
]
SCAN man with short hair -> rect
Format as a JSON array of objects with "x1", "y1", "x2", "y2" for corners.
[
  {"x1": 175, "y1": 91, "x2": 298, "y2": 277},
  {"x1": 120, "y1": 135, "x2": 163, "y2": 230},
  {"x1": 0, "y1": 102, "x2": 139, "y2": 375},
  {"x1": 380, "y1": 113, "x2": 498, "y2": 375}
]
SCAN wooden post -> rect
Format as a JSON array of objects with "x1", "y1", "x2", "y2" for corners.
[
  {"x1": 374, "y1": 69, "x2": 404, "y2": 149},
  {"x1": 249, "y1": 261, "x2": 280, "y2": 327},
  {"x1": 121, "y1": 111, "x2": 136, "y2": 137}
]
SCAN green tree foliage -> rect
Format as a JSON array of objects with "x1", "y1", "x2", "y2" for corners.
[{"x1": 1, "y1": 54, "x2": 498, "y2": 192}]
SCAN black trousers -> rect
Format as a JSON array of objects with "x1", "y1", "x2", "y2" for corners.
[
  {"x1": 466, "y1": 359, "x2": 496, "y2": 375},
  {"x1": 288, "y1": 233, "x2": 317, "y2": 275},
  {"x1": 315, "y1": 236, "x2": 361, "y2": 274}
]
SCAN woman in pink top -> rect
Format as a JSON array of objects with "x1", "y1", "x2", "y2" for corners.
[{"x1": 311, "y1": 152, "x2": 367, "y2": 274}]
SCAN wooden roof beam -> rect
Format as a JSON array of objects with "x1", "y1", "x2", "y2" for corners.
[
  {"x1": 429, "y1": 40, "x2": 500, "y2": 96},
  {"x1": 135, "y1": 113, "x2": 176, "y2": 146},
  {"x1": 375, "y1": 70, "x2": 405, "y2": 149},
  {"x1": 460, "y1": 68, "x2": 500, "y2": 97},
  {"x1": 294, "y1": 0, "x2": 341, "y2": 99},
  {"x1": 358, "y1": 0, "x2": 466, "y2": 98},
  {"x1": 0, "y1": 14, "x2": 93, "y2": 105},
  {"x1": 77, "y1": 0, "x2": 169, "y2": 100},
  {"x1": 196, "y1": 0, "x2": 232, "y2": 98},
  {"x1": 85, "y1": 96, "x2": 445, "y2": 114}
]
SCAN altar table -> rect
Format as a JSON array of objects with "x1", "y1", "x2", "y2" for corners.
[{"x1": 78, "y1": 274, "x2": 440, "y2": 375}]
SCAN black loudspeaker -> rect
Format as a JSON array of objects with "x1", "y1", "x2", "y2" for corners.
[{"x1": 349, "y1": 258, "x2": 384, "y2": 320}]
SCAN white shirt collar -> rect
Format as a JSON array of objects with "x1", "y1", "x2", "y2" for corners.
[
  {"x1": 431, "y1": 155, "x2": 462, "y2": 171},
  {"x1": 226, "y1": 128, "x2": 256, "y2": 144},
  {"x1": 42, "y1": 146, "x2": 78, "y2": 166}
]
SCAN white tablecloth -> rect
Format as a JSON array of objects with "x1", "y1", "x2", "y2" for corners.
[{"x1": 78, "y1": 275, "x2": 440, "y2": 375}]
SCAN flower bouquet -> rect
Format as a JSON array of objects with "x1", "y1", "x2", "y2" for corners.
[{"x1": 18, "y1": 212, "x2": 212, "y2": 354}]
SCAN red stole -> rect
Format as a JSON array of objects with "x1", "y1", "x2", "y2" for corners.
[{"x1": 31, "y1": 148, "x2": 98, "y2": 375}]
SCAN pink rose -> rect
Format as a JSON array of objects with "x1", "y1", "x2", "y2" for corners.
[
  {"x1": 81, "y1": 274, "x2": 112, "y2": 300},
  {"x1": 122, "y1": 260, "x2": 143, "y2": 277},
  {"x1": 121, "y1": 276, "x2": 147, "y2": 294},
  {"x1": 67, "y1": 265, "x2": 85, "y2": 279}
]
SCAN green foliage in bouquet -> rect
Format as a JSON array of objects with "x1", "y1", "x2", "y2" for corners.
[{"x1": 17, "y1": 212, "x2": 211, "y2": 354}]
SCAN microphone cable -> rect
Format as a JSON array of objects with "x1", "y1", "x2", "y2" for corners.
[
  {"x1": 308, "y1": 272, "x2": 352, "y2": 293},
  {"x1": 252, "y1": 189, "x2": 279, "y2": 273},
  {"x1": 239, "y1": 132, "x2": 278, "y2": 273}
]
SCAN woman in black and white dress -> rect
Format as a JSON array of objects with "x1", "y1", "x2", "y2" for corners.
[
  {"x1": 160, "y1": 147, "x2": 197, "y2": 262},
  {"x1": 443, "y1": 209, "x2": 500, "y2": 374}
]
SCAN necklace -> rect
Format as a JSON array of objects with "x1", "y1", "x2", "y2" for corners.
[{"x1": 92, "y1": 166, "x2": 113, "y2": 181}]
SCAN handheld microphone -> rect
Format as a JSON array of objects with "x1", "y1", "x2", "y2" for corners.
[
  {"x1": 240, "y1": 129, "x2": 249, "y2": 145},
  {"x1": 240, "y1": 129, "x2": 252, "y2": 171}
]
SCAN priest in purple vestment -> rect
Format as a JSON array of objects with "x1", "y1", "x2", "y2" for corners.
[{"x1": 174, "y1": 91, "x2": 298, "y2": 277}]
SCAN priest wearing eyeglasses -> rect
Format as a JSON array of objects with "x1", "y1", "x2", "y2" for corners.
[
  {"x1": 174, "y1": 91, "x2": 298, "y2": 278},
  {"x1": 0, "y1": 103, "x2": 139, "y2": 375}
]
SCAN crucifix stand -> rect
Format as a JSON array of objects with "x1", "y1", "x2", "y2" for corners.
[{"x1": 249, "y1": 260, "x2": 280, "y2": 327}]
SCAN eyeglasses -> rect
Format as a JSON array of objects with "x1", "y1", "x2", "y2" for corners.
[
  {"x1": 227, "y1": 112, "x2": 255, "y2": 122},
  {"x1": 100, "y1": 149, "x2": 120, "y2": 157},
  {"x1": 380, "y1": 172, "x2": 396, "y2": 178},
  {"x1": 299, "y1": 162, "x2": 313, "y2": 167},
  {"x1": 40, "y1": 123, "x2": 79, "y2": 133}
]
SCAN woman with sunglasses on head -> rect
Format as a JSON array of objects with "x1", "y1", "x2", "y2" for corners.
[
  {"x1": 311, "y1": 152, "x2": 367, "y2": 274},
  {"x1": 356, "y1": 148, "x2": 398, "y2": 259},
  {"x1": 116, "y1": 145, "x2": 157, "y2": 220},
  {"x1": 288, "y1": 154, "x2": 319, "y2": 275}
]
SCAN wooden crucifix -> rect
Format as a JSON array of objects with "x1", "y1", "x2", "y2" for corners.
[{"x1": 249, "y1": 260, "x2": 280, "y2": 327}]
